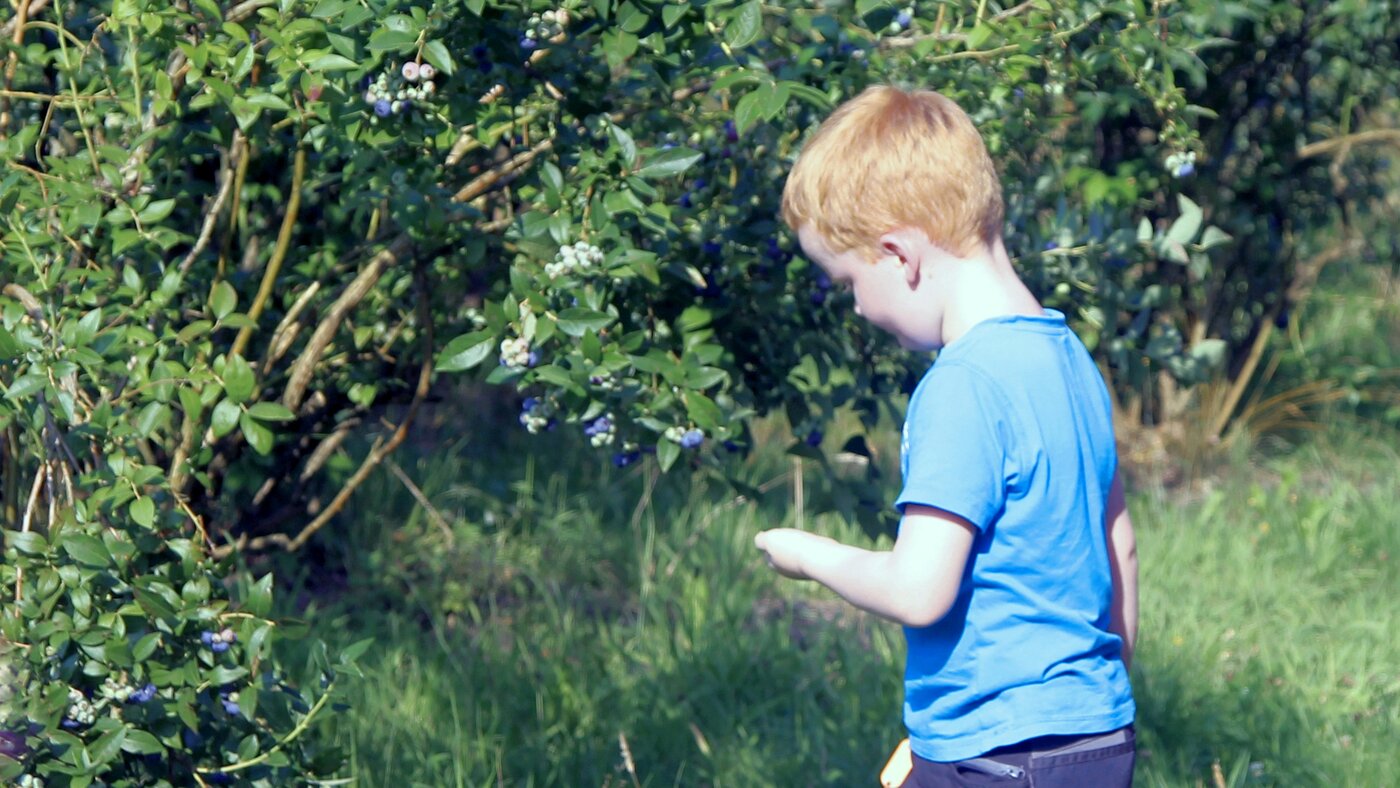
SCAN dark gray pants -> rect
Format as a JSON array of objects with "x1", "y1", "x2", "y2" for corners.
[{"x1": 902, "y1": 726, "x2": 1134, "y2": 788}]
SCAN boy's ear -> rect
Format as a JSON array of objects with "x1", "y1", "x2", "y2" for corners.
[{"x1": 878, "y1": 228, "x2": 927, "y2": 287}]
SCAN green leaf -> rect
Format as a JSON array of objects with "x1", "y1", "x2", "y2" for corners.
[
  {"x1": 5, "y1": 373, "x2": 45, "y2": 401},
  {"x1": 0, "y1": 325, "x2": 24, "y2": 359},
  {"x1": 222, "y1": 354, "x2": 255, "y2": 403},
  {"x1": 661, "y1": 3, "x2": 688, "y2": 28},
  {"x1": 1199, "y1": 225, "x2": 1232, "y2": 250},
  {"x1": 423, "y1": 40, "x2": 456, "y2": 76},
  {"x1": 85, "y1": 726, "x2": 127, "y2": 766},
  {"x1": 657, "y1": 439, "x2": 681, "y2": 472},
  {"x1": 1167, "y1": 194, "x2": 1203, "y2": 244},
  {"x1": 608, "y1": 123, "x2": 638, "y2": 168},
  {"x1": 132, "y1": 633, "x2": 160, "y2": 661},
  {"x1": 726, "y1": 0, "x2": 763, "y2": 49},
  {"x1": 436, "y1": 331, "x2": 495, "y2": 372},
  {"x1": 240, "y1": 411, "x2": 274, "y2": 455},
  {"x1": 733, "y1": 86, "x2": 769, "y2": 135},
  {"x1": 617, "y1": 1, "x2": 649, "y2": 33},
  {"x1": 309, "y1": 53, "x2": 359, "y2": 71},
  {"x1": 130, "y1": 496, "x2": 156, "y2": 528},
  {"x1": 136, "y1": 401, "x2": 168, "y2": 437},
  {"x1": 556, "y1": 308, "x2": 614, "y2": 337},
  {"x1": 210, "y1": 665, "x2": 250, "y2": 685},
  {"x1": 138, "y1": 198, "x2": 176, "y2": 224},
  {"x1": 62, "y1": 533, "x2": 112, "y2": 567},
  {"x1": 244, "y1": 92, "x2": 291, "y2": 111},
  {"x1": 121, "y1": 730, "x2": 166, "y2": 756},
  {"x1": 132, "y1": 578, "x2": 179, "y2": 619},
  {"x1": 211, "y1": 398, "x2": 241, "y2": 438},
  {"x1": 7, "y1": 530, "x2": 48, "y2": 555},
  {"x1": 634, "y1": 148, "x2": 704, "y2": 179},
  {"x1": 247, "y1": 402, "x2": 296, "y2": 422},
  {"x1": 210, "y1": 281, "x2": 237, "y2": 320},
  {"x1": 367, "y1": 28, "x2": 417, "y2": 52}
]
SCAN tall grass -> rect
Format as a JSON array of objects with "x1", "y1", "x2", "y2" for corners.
[{"x1": 269, "y1": 410, "x2": 1399, "y2": 787}]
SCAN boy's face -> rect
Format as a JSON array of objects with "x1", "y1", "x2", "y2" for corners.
[{"x1": 797, "y1": 225, "x2": 944, "y2": 351}]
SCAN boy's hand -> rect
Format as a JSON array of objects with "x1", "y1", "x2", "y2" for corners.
[{"x1": 754, "y1": 528, "x2": 832, "y2": 580}]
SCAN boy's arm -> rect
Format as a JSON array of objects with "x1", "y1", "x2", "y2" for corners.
[
  {"x1": 754, "y1": 504, "x2": 976, "y2": 628},
  {"x1": 1105, "y1": 469, "x2": 1139, "y2": 669}
]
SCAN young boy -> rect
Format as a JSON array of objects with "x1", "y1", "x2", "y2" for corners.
[{"x1": 754, "y1": 85, "x2": 1139, "y2": 787}]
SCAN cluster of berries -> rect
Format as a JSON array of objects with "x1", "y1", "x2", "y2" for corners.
[
  {"x1": 612, "y1": 446, "x2": 642, "y2": 467},
  {"x1": 99, "y1": 676, "x2": 157, "y2": 704},
  {"x1": 17, "y1": 774, "x2": 43, "y2": 788},
  {"x1": 1164, "y1": 150, "x2": 1197, "y2": 178},
  {"x1": 664, "y1": 425, "x2": 705, "y2": 449},
  {"x1": 201, "y1": 628, "x2": 237, "y2": 653},
  {"x1": 363, "y1": 62, "x2": 438, "y2": 120},
  {"x1": 499, "y1": 336, "x2": 536, "y2": 370},
  {"x1": 64, "y1": 687, "x2": 98, "y2": 727},
  {"x1": 519, "y1": 396, "x2": 555, "y2": 433},
  {"x1": 583, "y1": 414, "x2": 616, "y2": 447},
  {"x1": 588, "y1": 373, "x2": 618, "y2": 391},
  {"x1": 545, "y1": 241, "x2": 604, "y2": 279},
  {"x1": 520, "y1": 9, "x2": 570, "y2": 50},
  {"x1": 888, "y1": 6, "x2": 915, "y2": 32},
  {"x1": 811, "y1": 271, "x2": 833, "y2": 305}
]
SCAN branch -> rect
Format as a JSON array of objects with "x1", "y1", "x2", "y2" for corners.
[
  {"x1": 451, "y1": 138, "x2": 554, "y2": 203},
  {"x1": 1297, "y1": 129, "x2": 1400, "y2": 159},
  {"x1": 0, "y1": 0, "x2": 48, "y2": 39},
  {"x1": 232, "y1": 143, "x2": 306, "y2": 358},
  {"x1": 179, "y1": 131, "x2": 245, "y2": 274},
  {"x1": 261, "y1": 280, "x2": 320, "y2": 373},
  {"x1": 229, "y1": 261, "x2": 433, "y2": 555},
  {"x1": 282, "y1": 234, "x2": 413, "y2": 412},
  {"x1": 0, "y1": 0, "x2": 32, "y2": 134}
]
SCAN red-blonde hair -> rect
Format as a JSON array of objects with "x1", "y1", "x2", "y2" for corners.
[{"x1": 781, "y1": 85, "x2": 1004, "y2": 259}]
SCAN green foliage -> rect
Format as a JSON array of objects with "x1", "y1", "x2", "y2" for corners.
[{"x1": 0, "y1": 0, "x2": 1394, "y2": 778}]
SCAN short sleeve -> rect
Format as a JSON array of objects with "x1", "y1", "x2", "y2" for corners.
[{"x1": 895, "y1": 363, "x2": 1009, "y2": 531}]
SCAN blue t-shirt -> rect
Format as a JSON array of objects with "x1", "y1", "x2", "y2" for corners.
[{"x1": 894, "y1": 309, "x2": 1135, "y2": 762}]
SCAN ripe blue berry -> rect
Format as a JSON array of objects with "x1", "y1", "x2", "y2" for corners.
[
  {"x1": 1176, "y1": 162, "x2": 1195, "y2": 177},
  {"x1": 211, "y1": 640, "x2": 230, "y2": 654},
  {"x1": 222, "y1": 697, "x2": 240, "y2": 716},
  {"x1": 680, "y1": 429, "x2": 704, "y2": 449},
  {"x1": 200, "y1": 630, "x2": 214, "y2": 646},
  {"x1": 1043, "y1": 241, "x2": 1058, "y2": 251},
  {"x1": 520, "y1": 37, "x2": 538, "y2": 50},
  {"x1": 805, "y1": 429, "x2": 823, "y2": 447},
  {"x1": 613, "y1": 450, "x2": 640, "y2": 467},
  {"x1": 896, "y1": 9, "x2": 913, "y2": 27},
  {"x1": 129, "y1": 683, "x2": 157, "y2": 704},
  {"x1": 374, "y1": 99, "x2": 391, "y2": 117},
  {"x1": 723, "y1": 120, "x2": 738, "y2": 143},
  {"x1": 810, "y1": 290, "x2": 827, "y2": 306}
]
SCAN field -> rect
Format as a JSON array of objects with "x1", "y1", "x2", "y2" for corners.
[{"x1": 273, "y1": 404, "x2": 1400, "y2": 787}]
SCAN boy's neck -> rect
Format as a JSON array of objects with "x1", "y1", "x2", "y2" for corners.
[{"x1": 937, "y1": 238, "x2": 1043, "y2": 347}]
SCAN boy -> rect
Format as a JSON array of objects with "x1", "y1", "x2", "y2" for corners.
[{"x1": 754, "y1": 85, "x2": 1139, "y2": 786}]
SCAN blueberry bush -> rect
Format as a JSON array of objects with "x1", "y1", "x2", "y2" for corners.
[{"x1": 0, "y1": 0, "x2": 1394, "y2": 782}]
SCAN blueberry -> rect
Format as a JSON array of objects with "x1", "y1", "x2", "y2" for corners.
[
  {"x1": 693, "y1": 178, "x2": 708, "y2": 190},
  {"x1": 1014, "y1": 87, "x2": 1025, "y2": 99},
  {"x1": 814, "y1": 271, "x2": 831, "y2": 291},
  {"x1": 374, "y1": 99, "x2": 392, "y2": 117},
  {"x1": 702, "y1": 241, "x2": 722, "y2": 257},
  {"x1": 1043, "y1": 241, "x2": 1058, "y2": 251},
  {"x1": 896, "y1": 9, "x2": 912, "y2": 27},
  {"x1": 0, "y1": 731, "x2": 27, "y2": 759},
  {"x1": 520, "y1": 37, "x2": 538, "y2": 50},
  {"x1": 522, "y1": 397, "x2": 539, "y2": 412},
  {"x1": 211, "y1": 640, "x2": 230, "y2": 654},
  {"x1": 722, "y1": 440, "x2": 742, "y2": 453},
  {"x1": 680, "y1": 429, "x2": 704, "y2": 449},
  {"x1": 222, "y1": 698, "x2": 240, "y2": 716},
  {"x1": 612, "y1": 451, "x2": 640, "y2": 468},
  {"x1": 679, "y1": 192, "x2": 693, "y2": 208},
  {"x1": 527, "y1": 350, "x2": 540, "y2": 367},
  {"x1": 1176, "y1": 162, "x2": 1195, "y2": 177},
  {"x1": 200, "y1": 631, "x2": 214, "y2": 646},
  {"x1": 129, "y1": 683, "x2": 157, "y2": 704},
  {"x1": 805, "y1": 429, "x2": 823, "y2": 447},
  {"x1": 723, "y1": 120, "x2": 738, "y2": 143},
  {"x1": 810, "y1": 290, "x2": 827, "y2": 305}
]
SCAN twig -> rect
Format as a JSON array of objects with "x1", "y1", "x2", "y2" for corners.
[
  {"x1": 1297, "y1": 129, "x2": 1400, "y2": 159},
  {"x1": 14, "y1": 466, "x2": 45, "y2": 603},
  {"x1": 0, "y1": 0, "x2": 32, "y2": 134},
  {"x1": 298, "y1": 417, "x2": 358, "y2": 483},
  {"x1": 451, "y1": 138, "x2": 554, "y2": 203},
  {"x1": 226, "y1": 0, "x2": 277, "y2": 24},
  {"x1": 229, "y1": 258, "x2": 432, "y2": 555},
  {"x1": 0, "y1": 0, "x2": 48, "y2": 39},
  {"x1": 618, "y1": 731, "x2": 641, "y2": 788},
  {"x1": 179, "y1": 131, "x2": 245, "y2": 274},
  {"x1": 197, "y1": 679, "x2": 337, "y2": 776},
  {"x1": 261, "y1": 280, "x2": 320, "y2": 373},
  {"x1": 232, "y1": 143, "x2": 306, "y2": 358},
  {"x1": 385, "y1": 457, "x2": 455, "y2": 547},
  {"x1": 282, "y1": 234, "x2": 413, "y2": 412}
]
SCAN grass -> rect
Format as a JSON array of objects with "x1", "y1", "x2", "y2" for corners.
[{"x1": 266, "y1": 408, "x2": 1400, "y2": 787}]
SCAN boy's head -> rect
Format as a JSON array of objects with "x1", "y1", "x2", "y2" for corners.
[{"x1": 780, "y1": 85, "x2": 1003, "y2": 260}]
